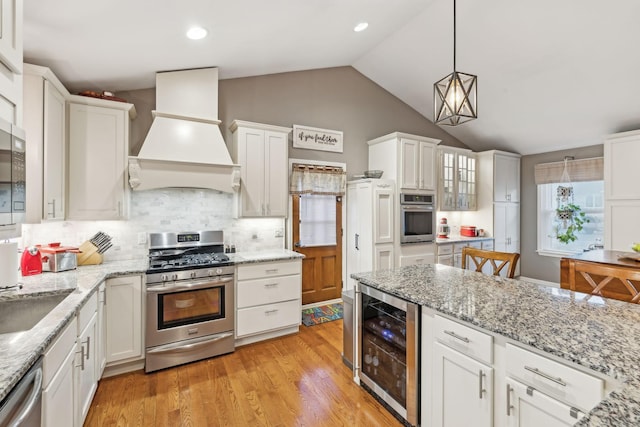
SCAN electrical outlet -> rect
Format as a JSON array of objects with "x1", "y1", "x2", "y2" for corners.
[
  {"x1": 275, "y1": 228, "x2": 284, "y2": 238},
  {"x1": 137, "y1": 232, "x2": 147, "y2": 245}
]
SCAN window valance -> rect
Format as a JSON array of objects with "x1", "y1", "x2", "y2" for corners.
[
  {"x1": 289, "y1": 164, "x2": 346, "y2": 196},
  {"x1": 534, "y1": 157, "x2": 603, "y2": 185}
]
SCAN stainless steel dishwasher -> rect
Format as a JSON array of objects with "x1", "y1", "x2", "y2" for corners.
[{"x1": 0, "y1": 357, "x2": 43, "y2": 427}]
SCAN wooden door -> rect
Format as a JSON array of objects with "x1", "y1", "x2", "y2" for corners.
[{"x1": 293, "y1": 194, "x2": 343, "y2": 305}]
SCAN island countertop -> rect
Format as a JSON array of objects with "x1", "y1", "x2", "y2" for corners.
[{"x1": 351, "y1": 264, "x2": 640, "y2": 426}]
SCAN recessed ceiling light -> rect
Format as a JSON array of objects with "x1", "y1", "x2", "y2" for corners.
[
  {"x1": 354, "y1": 22, "x2": 369, "y2": 32},
  {"x1": 186, "y1": 26, "x2": 208, "y2": 40}
]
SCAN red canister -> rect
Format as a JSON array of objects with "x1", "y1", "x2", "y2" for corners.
[{"x1": 460, "y1": 226, "x2": 477, "y2": 237}]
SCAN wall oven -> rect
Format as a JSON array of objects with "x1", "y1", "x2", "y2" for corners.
[
  {"x1": 400, "y1": 193, "x2": 435, "y2": 244},
  {"x1": 356, "y1": 283, "x2": 419, "y2": 426},
  {"x1": 145, "y1": 231, "x2": 235, "y2": 373}
]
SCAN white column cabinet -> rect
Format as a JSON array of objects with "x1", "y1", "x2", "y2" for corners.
[
  {"x1": 346, "y1": 179, "x2": 395, "y2": 289},
  {"x1": 494, "y1": 154, "x2": 521, "y2": 203},
  {"x1": 433, "y1": 343, "x2": 493, "y2": 427},
  {"x1": 67, "y1": 96, "x2": 136, "y2": 220},
  {"x1": 494, "y1": 203, "x2": 520, "y2": 254},
  {"x1": 23, "y1": 64, "x2": 70, "y2": 222},
  {"x1": 105, "y1": 275, "x2": 143, "y2": 364},
  {"x1": 230, "y1": 120, "x2": 292, "y2": 217},
  {"x1": 604, "y1": 130, "x2": 640, "y2": 250}
]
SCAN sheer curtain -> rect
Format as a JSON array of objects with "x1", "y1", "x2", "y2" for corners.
[{"x1": 289, "y1": 164, "x2": 346, "y2": 196}]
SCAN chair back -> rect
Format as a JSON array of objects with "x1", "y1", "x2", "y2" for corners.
[
  {"x1": 569, "y1": 260, "x2": 640, "y2": 303},
  {"x1": 461, "y1": 247, "x2": 520, "y2": 279}
]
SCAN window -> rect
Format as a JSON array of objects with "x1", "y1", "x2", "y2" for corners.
[
  {"x1": 299, "y1": 194, "x2": 337, "y2": 247},
  {"x1": 537, "y1": 180, "x2": 604, "y2": 256}
]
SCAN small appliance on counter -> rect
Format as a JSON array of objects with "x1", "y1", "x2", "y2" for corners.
[
  {"x1": 20, "y1": 246, "x2": 42, "y2": 276},
  {"x1": 460, "y1": 225, "x2": 477, "y2": 237},
  {"x1": 437, "y1": 218, "x2": 450, "y2": 238},
  {"x1": 40, "y1": 243, "x2": 80, "y2": 272}
]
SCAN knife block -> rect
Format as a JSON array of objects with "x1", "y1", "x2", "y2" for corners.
[{"x1": 77, "y1": 241, "x2": 103, "y2": 266}]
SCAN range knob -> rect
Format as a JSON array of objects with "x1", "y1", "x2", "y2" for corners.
[
  {"x1": 216, "y1": 268, "x2": 223, "y2": 275},
  {"x1": 161, "y1": 274, "x2": 169, "y2": 282},
  {"x1": 172, "y1": 273, "x2": 178, "y2": 281},
  {"x1": 207, "y1": 269, "x2": 215, "y2": 277},
  {"x1": 190, "y1": 271, "x2": 197, "y2": 279}
]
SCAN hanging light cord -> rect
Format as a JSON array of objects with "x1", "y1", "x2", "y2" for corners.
[{"x1": 453, "y1": 0, "x2": 457, "y2": 72}]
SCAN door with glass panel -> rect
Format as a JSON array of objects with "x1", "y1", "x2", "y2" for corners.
[{"x1": 293, "y1": 194, "x2": 343, "y2": 305}]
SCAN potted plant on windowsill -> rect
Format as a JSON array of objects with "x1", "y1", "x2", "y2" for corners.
[{"x1": 555, "y1": 203, "x2": 589, "y2": 244}]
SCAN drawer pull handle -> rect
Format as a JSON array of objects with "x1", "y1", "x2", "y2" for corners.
[
  {"x1": 506, "y1": 384, "x2": 513, "y2": 416},
  {"x1": 524, "y1": 366, "x2": 567, "y2": 387},
  {"x1": 265, "y1": 269, "x2": 279, "y2": 274},
  {"x1": 478, "y1": 370, "x2": 486, "y2": 399},
  {"x1": 264, "y1": 283, "x2": 278, "y2": 287},
  {"x1": 265, "y1": 309, "x2": 279, "y2": 315},
  {"x1": 444, "y1": 330, "x2": 470, "y2": 343}
]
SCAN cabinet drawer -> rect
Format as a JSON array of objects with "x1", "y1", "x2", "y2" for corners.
[
  {"x1": 434, "y1": 315, "x2": 493, "y2": 365},
  {"x1": 437, "y1": 244, "x2": 453, "y2": 255},
  {"x1": 236, "y1": 299, "x2": 300, "y2": 337},
  {"x1": 237, "y1": 274, "x2": 301, "y2": 308},
  {"x1": 237, "y1": 260, "x2": 301, "y2": 281},
  {"x1": 437, "y1": 254, "x2": 453, "y2": 266},
  {"x1": 399, "y1": 254, "x2": 433, "y2": 267},
  {"x1": 506, "y1": 343, "x2": 603, "y2": 411},
  {"x1": 468, "y1": 241, "x2": 482, "y2": 249},
  {"x1": 481, "y1": 240, "x2": 494, "y2": 250},
  {"x1": 77, "y1": 292, "x2": 98, "y2": 334},
  {"x1": 43, "y1": 317, "x2": 77, "y2": 388}
]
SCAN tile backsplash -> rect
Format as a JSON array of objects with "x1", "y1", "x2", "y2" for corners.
[{"x1": 20, "y1": 189, "x2": 285, "y2": 261}]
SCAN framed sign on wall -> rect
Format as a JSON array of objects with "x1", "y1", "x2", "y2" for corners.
[{"x1": 293, "y1": 125, "x2": 343, "y2": 153}]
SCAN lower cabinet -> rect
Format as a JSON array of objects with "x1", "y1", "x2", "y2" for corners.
[
  {"x1": 97, "y1": 283, "x2": 106, "y2": 378},
  {"x1": 42, "y1": 318, "x2": 77, "y2": 427},
  {"x1": 505, "y1": 378, "x2": 582, "y2": 427},
  {"x1": 236, "y1": 259, "x2": 302, "y2": 345},
  {"x1": 105, "y1": 275, "x2": 143, "y2": 365},
  {"x1": 75, "y1": 311, "x2": 98, "y2": 425}
]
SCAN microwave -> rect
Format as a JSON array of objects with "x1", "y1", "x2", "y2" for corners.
[
  {"x1": 0, "y1": 118, "x2": 26, "y2": 238},
  {"x1": 400, "y1": 193, "x2": 435, "y2": 244}
]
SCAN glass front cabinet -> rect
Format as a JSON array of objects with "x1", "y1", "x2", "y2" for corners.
[{"x1": 439, "y1": 147, "x2": 477, "y2": 211}]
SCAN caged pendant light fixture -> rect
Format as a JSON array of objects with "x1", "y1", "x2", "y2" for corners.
[{"x1": 434, "y1": 0, "x2": 477, "y2": 126}]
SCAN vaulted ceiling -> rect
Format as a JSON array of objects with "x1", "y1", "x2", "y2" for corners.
[{"x1": 23, "y1": 0, "x2": 640, "y2": 155}]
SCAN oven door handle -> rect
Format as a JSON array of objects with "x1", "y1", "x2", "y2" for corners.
[
  {"x1": 147, "y1": 276, "x2": 233, "y2": 293},
  {"x1": 146, "y1": 332, "x2": 234, "y2": 355}
]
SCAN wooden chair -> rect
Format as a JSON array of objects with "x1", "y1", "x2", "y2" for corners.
[
  {"x1": 461, "y1": 247, "x2": 520, "y2": 279},
  {"x1": 569, "y1": 260, "x2": 640, "y2": 303}
]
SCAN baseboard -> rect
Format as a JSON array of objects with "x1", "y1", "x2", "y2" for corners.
[
  {"x1": 235, "y1": 325, "x2": 299, "y2": 347},
  {"x1": 518, "y1": 276, "x2": 561, "y2": 288},
  {"x1": 101, "y1": 359, "x2": 145, "y2": 378},
  {"x1": 302, "y1": 297, "x2": 342, "y2": 310}
]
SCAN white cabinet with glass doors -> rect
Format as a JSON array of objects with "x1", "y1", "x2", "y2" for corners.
[{"x1": 439, "y1": 147, "x2": 477, "y2": 211}]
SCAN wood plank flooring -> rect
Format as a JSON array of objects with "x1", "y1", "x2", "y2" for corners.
[{"x1": 85, "y1": 320, "x2": 403, "y2": 427}]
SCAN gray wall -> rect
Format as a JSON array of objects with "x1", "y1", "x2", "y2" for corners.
[
  {"x1": 120, "y1": 66, "x2": 467, "y2": 174},
  {"x1": 520, "y1": 144, "x2": 604, "y2": 283}
]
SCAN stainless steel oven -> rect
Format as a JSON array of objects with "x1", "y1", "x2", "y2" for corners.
[
  {"x1": 145, "y1": 230, "x2": 235, "y2": 373},
  {"x1": 356, "y1": 283, "x2": 420, "y2": 426},
  {"x1": 400, "y1": 193, "x2": 435, "y2": 244}
]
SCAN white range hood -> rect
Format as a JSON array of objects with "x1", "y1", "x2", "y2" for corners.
[{"x1": 128, "y1": 68, "x2": 240, "y2": 192}]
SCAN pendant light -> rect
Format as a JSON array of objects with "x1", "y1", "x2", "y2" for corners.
[{"x1": 434, "y1": 0, "x2": 477, "y2": 126}]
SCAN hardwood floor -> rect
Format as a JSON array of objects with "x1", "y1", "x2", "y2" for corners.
[{"x1": 85, "y1": 320, "x2": 403, "y2": 427}]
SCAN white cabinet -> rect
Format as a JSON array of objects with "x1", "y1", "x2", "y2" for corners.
[
  {"x1": 604, "y1": 130, "x2": 640, "y2": 250},
  {"x1": 0, "y1": 0, "x2": 23, "y2": 126},
  {"x1": 431, "y1": 315, "x2": 493, "y2": 427},
  {"x1": 346, "y1": 179, "x2": 395, "y2": 289},
  {"x1": 368, "y1": 132, "x2": 440, "y2": 192},
  {"x1": 97, "y1": 283, "x2": 106, "y2": 378},
  {"x1": 236, "y1": 259, "x2": 302, "y2": 345},
  {"x1": 74, "y1": 292, "x2": 98, "y2": 427},
  {"x1": 494, "y1": 203, "x2": 520, "y2": 254},
  {"x1": 105, "y1": 275, "x2": 143, "y2": 364},
  {"x1": 436, "y1": 239, "x2": 493, "y2": 269},
  {"x1": 42, "y1": 318, "x2": 77, "y2": 427},
  {"x1": 230, "y1": 120, "x2": 291, "y2": 217},
  {"x1": 439, "y1": 147, "x2": 477, "y2": 211},
  {"x1": 494, "y1": 153, "x2": 521, "y2": 203},
  {"x1": 506, "y1": 378, "x2": 583, "y2": 427},
  {"x1": 23, "y1": 64, "x2": 69, "y2": 222},
  {"x1": 67, "y1": 96, "x2": 136, "y2": 220}
]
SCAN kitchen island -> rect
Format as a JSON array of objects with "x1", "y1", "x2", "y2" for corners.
[
  {"x1": 0, "y1": 249, "x2": 303, "y2": 405},
  {"x1": 352, "y1": 264, "x2": 640, "y2": 426}
]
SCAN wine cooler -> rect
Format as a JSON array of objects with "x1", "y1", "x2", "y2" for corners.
[{"x1": 356, "y1": 283, "x2": 419, "y2": 426}]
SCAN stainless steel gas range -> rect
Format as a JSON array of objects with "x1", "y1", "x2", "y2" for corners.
[{"x1": 145, "y1": 230, "x2": 235, "y2": 373}]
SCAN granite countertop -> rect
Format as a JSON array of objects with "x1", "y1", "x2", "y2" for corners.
[
  {"x1": 435, "y1": 235, "x2": 494, "y2": 244},
  {"x1": 0, "y1": 249, "x2": 301, "y2": 403},
  {"x1": 351, "y1": 264, "x2": 640, "y2": 426}
]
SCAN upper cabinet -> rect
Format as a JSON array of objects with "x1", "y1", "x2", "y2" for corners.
[
  {"x1": 0, "y1": 0, "x2": 23, "y2": 126},
  {"x1": 67, "y1": 96, "x2": 136, "y2": 220},
  {"x1": 494, "y1": 152, "x2": 521, "y2": 202},
  {"x1": 368, "y1": 132, "x2": 440, "y2": 192},
  {"x1": 230, "y1": 120, "x2": 292, "y2": 218},
  {"x1": 23, "y1": 64, "x2": 70, "y2": 223},
  {"x1": 439, "y1": 147, "x2": 477, "y2": 211}
]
